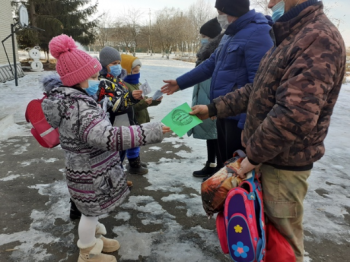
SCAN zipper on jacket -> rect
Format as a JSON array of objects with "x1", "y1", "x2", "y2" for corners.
[{"x1": 269, "y1": 29, "x2": 277, "y2": 54}]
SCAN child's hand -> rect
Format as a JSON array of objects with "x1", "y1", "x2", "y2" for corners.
[
  {"x1": 162, "y1": 126, "x2": 171, "y2": 134},
  {"x1": 156, "y1": 96, "x2": 163, "y2": 102},
  {"x1": 132, "y1": 90, "x2": 143, "y2": 100},
  {"x1": 145, "y1": 98, "x2": 153, "y2": 105}
]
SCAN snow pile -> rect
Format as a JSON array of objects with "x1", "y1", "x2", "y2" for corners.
[
  {"x1": 0, "y1": 72, "x2": 44, "y2": 140},
  {"x1": 0, "y1": 114, "x2": 29, "y2": 141}
]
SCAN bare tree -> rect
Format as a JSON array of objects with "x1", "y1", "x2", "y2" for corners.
[
  {"x1": 322, "y1": 1, "x2": 346, "y2": 29},
  {"x1": 95, "y1": 12, "x2": 114, "y2": 49},
  {"x1": 250, "y1": 0, "x2": 271, "y2": 15},
  {"x1": 152, "y1": 8, "x2": 190, "y2": 58},
  {"x1": 122, "y1": 8, "x2": 144, "y2": 55},
  {"x1": 113, "y1": 20, "x2": 134, "y2": 53},
  {"x1": 187, "y1": 0, "x2": 217, "y2": 54},
  {"x1": 187, "y1": 0, "x2": 217, "y2": 32}
]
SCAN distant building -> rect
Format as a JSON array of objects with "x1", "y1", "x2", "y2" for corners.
[{"x1": 0, "y1": 0, "x2": 24, "y2": 82}]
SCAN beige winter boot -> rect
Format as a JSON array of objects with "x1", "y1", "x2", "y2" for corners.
[
  {"x1": 77, "y1": 238, "x2": 116, "y2": 262},
  {"x1": 96, "y1": 223, "x2": 120, "y2": 253}
]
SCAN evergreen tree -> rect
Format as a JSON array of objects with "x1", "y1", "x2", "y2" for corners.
[{"x1": 13, "y1": 0, "x2": 98, "y2": 61}]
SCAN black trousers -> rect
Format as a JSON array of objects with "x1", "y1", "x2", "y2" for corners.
[
  {"x1": 206, "y1": 139, "x2": 223, "y2": 168},
  {"x1": 216, "y1": 118, "x2": 244, "y2": 164}
]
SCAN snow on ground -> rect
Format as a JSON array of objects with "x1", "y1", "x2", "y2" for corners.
[
  {"x1": 0, "y1": 54, "x2": 349, "y2": 261},
  {"x1": 0, "y1": 71, "x2": 44, "y2": 141}
]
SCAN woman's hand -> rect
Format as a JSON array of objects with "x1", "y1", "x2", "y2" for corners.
[
  {"x1": 132, "y1": 90, "x2": 143, "y2": 100},
  {"x1": 162, "y1": 126, "x2": 171, "y2": 134}
]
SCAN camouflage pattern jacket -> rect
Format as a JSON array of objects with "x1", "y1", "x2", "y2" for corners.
[{"x1": 211, "y1": 3, "x2": 346, "y2": 169}]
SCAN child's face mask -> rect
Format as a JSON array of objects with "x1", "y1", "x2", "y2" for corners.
[
  {"x1": 109, "y1": 64, "x2": 122, "y2": 77},
  {"x1": 86, "y1": 80, "x2": 100, "y2": 95}
]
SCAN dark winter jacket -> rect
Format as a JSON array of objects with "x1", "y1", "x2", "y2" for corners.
[
  {"x1": 98, "y1": 73, "x2": 139, "y2": 126},
  {"x1": 209, "y1": 3, "x2": 346, "y2": 170},
  {"x1": 123, "y1": 81, "x2": 161, "y2": 125},
  {"x1": 177, "y1": 10, "x2": 273, "y2": 129}
]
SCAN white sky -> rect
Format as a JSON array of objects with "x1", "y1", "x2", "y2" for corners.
[{"x1": 97, "y1": 0, "x2": 350, "y2": 47}]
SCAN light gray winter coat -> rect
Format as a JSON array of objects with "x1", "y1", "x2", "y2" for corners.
[
  {"x1": 187, "y1": 79, "x2": 217, "y2": 140},
  {"x1": 187, "y1": 35, "x2": 224, "y2": 140},
  {"x1": 42, "y1": 86, "x2": 163, "y2": 216}
]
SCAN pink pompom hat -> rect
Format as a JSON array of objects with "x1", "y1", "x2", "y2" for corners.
[{"x1": 49, "y1": 34, "x2": 102, "y2": 86}]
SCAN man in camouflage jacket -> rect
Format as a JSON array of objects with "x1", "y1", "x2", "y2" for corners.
[{"x1": 191, "y1": 0, "x2": 346, "y2": 261}]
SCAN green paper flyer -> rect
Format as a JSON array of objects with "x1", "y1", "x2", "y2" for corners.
[{"x1": 161, "y1": 103, "x2": 203, "y2": 138}]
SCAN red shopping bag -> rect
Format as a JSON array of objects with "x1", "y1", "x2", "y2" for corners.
[{"x1": 265, "y1": 223, "x2": 296, "y2": 262}]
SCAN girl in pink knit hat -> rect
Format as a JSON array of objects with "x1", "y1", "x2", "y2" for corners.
[{"x1": 42, "y1": 34, "x2": 170, "y2": 262}]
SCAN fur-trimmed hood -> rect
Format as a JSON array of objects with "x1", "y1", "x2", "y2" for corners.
[{"x1": 40, "y1": 73, "x2": 63, "y2": 94}]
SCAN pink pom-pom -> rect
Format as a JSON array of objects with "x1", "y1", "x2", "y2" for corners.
[{"x1": 49, "y1": 34, "x2": 77, "y2": 59}]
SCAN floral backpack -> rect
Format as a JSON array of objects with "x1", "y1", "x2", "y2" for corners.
[{"x1": 216, "y1": 170, "x2": 266, "y2": 261}]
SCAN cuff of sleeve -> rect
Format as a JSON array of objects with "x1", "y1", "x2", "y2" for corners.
[
  {"x1": 207, "y1": 103, "x2": 217, "y2": 117},
  {"x1": 247, "y1": 157, "x2": 260, "y2": 166},
  {"x1": 135, "y1": 100, "x2": 148, "y2": 110},
  {"x1": 130, "y1": 95, "x2": 139, "y2": 104},
  {"x1": 176, "y1": 77, "x2": 185, "y2": 90}
]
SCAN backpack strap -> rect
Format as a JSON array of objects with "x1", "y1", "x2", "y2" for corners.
[{"x1": 245, "y1": 170, "x2": 256, "y2": 192}]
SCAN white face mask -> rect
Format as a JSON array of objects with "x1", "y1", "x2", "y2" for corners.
[{"x1": 217, "y1": 14, "x2": 229, "y2": 30}]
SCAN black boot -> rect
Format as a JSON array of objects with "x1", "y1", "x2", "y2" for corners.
[
  {"x1": 193, "y1": 162, "x2": 218, "y2": 177},
  {"x1": 128, "y1": 156, "x2": 148, "y2": 175},
  {"x1": 202, "y1": 165, "x2": 223, "y2": 182},
  {"x1": 126, "y1": 161, "x2": 147, "y2": 170},
  {"x1": 70, "y1": 199, "x2": 82, "y2": 220},
  {"x1": 140, "y1": 161, "x2": 148, "y2": 168}
]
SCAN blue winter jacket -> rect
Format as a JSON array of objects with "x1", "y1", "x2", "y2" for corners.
[{"x1": 176, "y1": 10, "x2": 273, "y2": 129}]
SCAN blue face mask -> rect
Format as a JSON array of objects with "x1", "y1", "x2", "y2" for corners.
[
  {"x1": 201, "y1": 38, "x2": 209, "y2": 45},
  {"x1": 85, "y1": 80, "x2": 100, "y2": 96},
  {"x1": 272, "y1": 0, "x2": 285, "y2": 22},
  {"x1": 109, "y1": 64, "x2": 122, "y2": 77}
]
